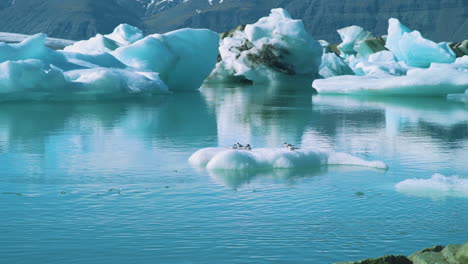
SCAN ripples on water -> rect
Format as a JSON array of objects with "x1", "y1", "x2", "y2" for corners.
[{"x1": 0, "y1": 84, "x2": 467, "y2": 263}]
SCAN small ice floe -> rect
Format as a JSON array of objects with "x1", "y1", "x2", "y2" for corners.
[
  {"x1": 396, "y1": 173, "x2": 468, "y2": 199},
  {"x1": 189, "y1": 147, "x2": 387, "y2": 170}
]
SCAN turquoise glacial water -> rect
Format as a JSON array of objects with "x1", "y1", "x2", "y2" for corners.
[{"x1": 0, "y1": 85, "x2": 467, "y2": 263}]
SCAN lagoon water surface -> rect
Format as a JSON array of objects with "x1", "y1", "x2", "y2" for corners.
[{"x1": 0, "y1": 85, "x2": 467, "y2": 263}]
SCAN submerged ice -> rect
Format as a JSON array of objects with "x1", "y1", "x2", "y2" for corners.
[{"x1": 189, "y1": 147, "x2": 387, "y2": 170}]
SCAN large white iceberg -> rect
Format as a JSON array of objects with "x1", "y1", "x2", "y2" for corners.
[
  {"x1": 0, "y1": 24, "x2": 219, "y2": 99},
  {"x1": 208, "y1": 8, "x2": 322, "y2": 84},
  {"x1": 189, "y1": 147, "x2": 387, "y2": 170},
  {"x1": 396, "y1": 174, "x2": 468, "y2": 199}
]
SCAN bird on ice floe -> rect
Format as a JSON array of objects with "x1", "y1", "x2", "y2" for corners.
[
  {"x1": 286, "y1": 143, "x2": 299, "y2": 151},
  {"x1": 231, "y1": 143, "x2": 251, "y2": 150},
  {"x1": 231, "y1": 142, "x2": 244, "y2": 149}
]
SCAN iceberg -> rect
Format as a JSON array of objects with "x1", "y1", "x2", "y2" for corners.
[
  {"x1": 386, "y1": 18, "x2": 456, "y2": 68},
  {"x1": 207, "y1": 8, "x2": 322, "y2": 84},
  {"x1": 313, "y1": 63, "x2": 468, "y2": 96},
  {"x1": 113, "y1": 28, "x2": 219, "y2": 91},
  {"x1": 313, "y1": 19, "x2": 467, "y2": 96},
  {"x1": 0, "y1": 24, "x2": 219, "y2": 98},
  {"x1": 396, "y1": 174, "x2": 468, "y2": 199},
  {"x1": 189, "y1": 147, "x2": 387, "y2": 170}
]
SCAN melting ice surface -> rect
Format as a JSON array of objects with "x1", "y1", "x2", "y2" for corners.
[{"x1": 189, "y1": 147, "x2": 387, "y2": 170}]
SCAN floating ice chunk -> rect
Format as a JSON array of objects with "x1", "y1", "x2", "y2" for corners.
[
  {"x1": 189, "y1": 147, "x2": 387, "y2": 170},
  {"x1": 337, "y1": 25, "x2": 373, "y2": 55},
  {"x1": 396, "y1": 174, "x2": 468, "y2": 199},
  {"x1": 113, "y1": 28, "x2": 219, "y2": 90},
  {"x1": 63, "y1": 24, "x2": 143, "y2": 54},
  {"x1": 386, "y1": 18, "x2": 456, "y2": 68},
  {"x1": 319, "y1": 53, "x2": 354, "y2": 78},
  {"x1": 313, "y1": 63, "x2": 468, "y2": 96},
  {"x1": 208, "y1": 8, "x2": 322, "y2": 84}
]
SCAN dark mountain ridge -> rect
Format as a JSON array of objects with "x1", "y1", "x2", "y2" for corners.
[{"x1": 0, "y1": 0, "x2": 466, "y2": 42}]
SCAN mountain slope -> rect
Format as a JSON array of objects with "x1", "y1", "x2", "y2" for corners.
[
  {"x1": 0, "y1": 0, "x2": 465, "y2": 42},
  {"x1": 144, "y1": 0, "x2": 468, "y2": 42},
  {"x1": 0, "y1": 0, "x2": 141, "y2": 40}
]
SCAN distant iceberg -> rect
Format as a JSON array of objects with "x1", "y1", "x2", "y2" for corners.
[
  {"x1": 189, "y1": 147, "x2": 388, "y2": 170},
  {"x1": 313, "y1": 18, "x2": 468, "y2": 96},
  {"x1": 207, "y1": 8, "x2": 323, "y2": 84},
  {"x1": 396, "y1": 174, "x2": 468, "y2": 199}
]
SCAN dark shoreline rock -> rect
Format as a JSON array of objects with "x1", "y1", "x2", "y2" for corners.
[{"x1": 334, "y1": 242, "x2": 468, "y2": 264}]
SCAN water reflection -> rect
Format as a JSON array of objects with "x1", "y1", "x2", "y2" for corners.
[
  {"x1": 201, "y1": 84, "x2": 315, "y2": 148},
  {"x1": 0, "y1": 93, "x2": 217, "y2": 181}
]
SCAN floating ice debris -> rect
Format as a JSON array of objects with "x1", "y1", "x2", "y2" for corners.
[
  {"x1": 396, "y1": 174, "x2": 468, "y2": 198},
  {"x1": 189, "y1": 147, "x2": 387, "y2": 170},
  {"x1": 208, "y1": 8, "x2": 322, "y2": 84}
]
